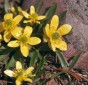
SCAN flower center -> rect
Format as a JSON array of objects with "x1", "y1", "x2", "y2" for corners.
[
  {"x1": 29, "y1": 13, "x2": 38, "y2": 19},
  {"x1": 20, "y1": 36, "x2": 27, "y2": 43},
  {"x1": 52, "y1": 32, "x2": 59, "y2": 39},
  {"x1": 5, "y1": 19, "x2": 12, "y2": 26}
]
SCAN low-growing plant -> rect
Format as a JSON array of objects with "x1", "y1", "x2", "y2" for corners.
[{"x1": 0, "y1": 0, "x2": 82, "y2": 85}]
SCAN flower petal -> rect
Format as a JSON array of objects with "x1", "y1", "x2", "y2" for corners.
[
  {"x1": 37, "y1": 16, "x2": 46, "y2": 20},
  {"x1": 4, "y1": 70, "x2": 14, "y2": 77},
  {"x1": 22, "y1": 11, "x2": 29, "y2": 18},
  {"x1": 13, "y1": 15, "x2": 23, "y2": 25},
  {"x1": 24, "y1": 26, "x2": 33, "y2": 37},
  {"x1": 25, "y1": 67, "x2": 34, "y2": 75},
  {"x1": 0, "y1": 34, "x2": 2, "y2": 40},
  {"x1": 23, "y1": 20, "x2": 31, "y2": 23},
  {"x1": 11, "y1": 27, "x2": 23, "y2": 39},
  {"x1": 55, "y1": 40, "x2": 67, "y2": 51},
  {"x1": 8, "y1": 40, "x2": 19, "y2": 47},
  {"x1": 20, "y1": 44, "x2": 29, "y2": 57},
  {"x1": 44, "y1": 24, "x2": 50, "y2": 37},
  {"x1": 4, "y1": 13, "x2": 13, "y2": 20},
  {"x1": 30, "y1": 6, "x2": 35, "y2": 14},
  {"x1": 57, "y1": 24, "x2": 72, "y2": 36},
  {"x1": 16, "y1": 61, "x2": 22, "y2": 70},
  {"x1": 50, "y1": 15, "x2": 59, "y2": 29},
  {"x1": 16, "y1": 77, "x2": 22, "y2": 85},
  {"x1": 25, "y1": 78, "x2": 33, "y2": 83},
  {"x1": 23, "y1": 78, "x2": 33, "y2": 83},
  {"x1": 48, "y1": 40, "x2": 56, "y2": 51},
  {"x1": 4, "y1": 31, "x2": 12, "y2": 42},
  {"x1": 28, "y1": 37, "x2": 41, "y2": 45}
]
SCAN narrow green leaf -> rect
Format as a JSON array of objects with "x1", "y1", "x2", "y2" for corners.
[
  {"x1": 4, "y1": 0, "x2": 10, "y2": 13},
  {"x1": 35, "y1": 0, "x2": 43, "y2": 13},
  {"x1": 38, "y1": 3, "x2": 57, "y2": 32},
  {"x1": 0, "y1": 55, "x2": 8, "y2": 61},
  {"x1": 29, "y1": 50, "x2": 38, "y2": 66},
  {"x1": 14, "y1": 4, "x2": 19, "y2": 14},
  {"x1": 69, "y1": 52, "x2": 81, "y2": 69},
  {"x1": 56, "y1": 50, "x2": 68, "y2": 68},
  {"x1": 45, "y1": 3, "x2": 57, "y2": 19},
  {"x1": 6, "y1": 55, "x2": 16, "y2": 69},
  {"x1": 35, "y1": 57, "x2": 44, "y2": 74},
  {"x1": 34, "y1": 68, "x2": 45, "y2": 80},
  {"x1": 6, "y1": 49, "x2": 24, "y2": 69},
  {"x1": 59, "y1": 11, "x2": 67, "y2": 22}
]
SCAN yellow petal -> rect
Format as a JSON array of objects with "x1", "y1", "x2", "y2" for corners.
[
  {"x1": 36, "y1": 21, "x2": 40, "y2": 24},
  {"x1": 28, "y1": 37, "x2": 41, "y2": 45},
  {"x1": 4, "y1": 13, "x2": 13, "y2": 20},
  {"x1": 4, "y1": 31, "x2": 12, "y2": 42},
  {"x1": 0, "y1": 34, "x2": 2, "y2": 40},
  {"x1": 48, "y1": 40, "x2": 56, "y2": 51},
  {"x1": 24, "y1": 26, "x2": 33, "y2": 37},
  {"x1": 57, "y1": 24, "x2": 72, "y2": 36},
  {"x1": 37, "y1": 16, "x2": 46, "y2": 20},
  {"x1": 30, "y1": 6, "x2": 35, "y2": 14},
  {"x1": 20, "y1": 44, "x2": 29, "y2": 57},
  {"x1": 23, "y1": 20, "x2": 31, "y2": 23},
  {"x1": 16, "y1": 78, "x2": 22, "y2": 85},
  {"x1": 22, "y1": 11, "x2": 29, "y2": 18},
  {"x1": 13, "y1": 15, "x2": 23, "y2": 25},
  {"x1": 50, "y1": 15, "x2": 59, "y2": 29},
  {"x1": 4, "y1": 70, "x2": 14, "y2": 77},
  {"x1": 44, "y1": 24, "x2": 50, "y2": 37},
  {"x1": 23, "y1": 78, "x2": 33, "y2": 83},
  {"x1": 8, "y1": 40, "x2": 19, "y2": 47},
  {"x1": 25, "y1": 67, "x2": 34, "y2": 75},
  {"x1": 11, "y1": 27, "x2": 23, "y2": 39},
  {"x1": 16, "y1": 61, "x2": 22, "y2": 70},
  {"x1": 55, "y1": 40, "x2": 67, "y2": 51},
  {"x1": 43, "y1": 35, "x2": 48, "y2": 42}
]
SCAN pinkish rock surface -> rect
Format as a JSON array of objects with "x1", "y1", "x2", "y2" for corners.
[
  {"x1": 74, "y1": 52, "x2": 88, "y2": 69},
  {"x1": 22, "y1": 0, "x2": 88, "y2": 69}
]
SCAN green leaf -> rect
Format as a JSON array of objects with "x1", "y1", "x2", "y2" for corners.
[
  {"x1": 6, "y1": 49, "x2": 24, "y2": 69},
  {"x1": 14, "y1": 4, "x2": 19, "y2": 14},
  {"x1": 69, "y1": 52, "x2": 81, "y2": 69},
  {"x1": 35, "y1": 0, "x2": 43, "y2": 13},
  {"x1": 35, "y1": 57, "x2": 45, "y2": 74},
  {"x1": 0, "y1": 47, "x2": 13, "y2": 55},
  {"x1": 38, "y1": 3, "x2": 57, "y2": 32},
  {"x1": 56, "y1": 50, "x2": 68, "y2": 68},
  {"x1": 4, "y1": 0, "x2": 10, "y2": 13},
  {"x1": 6, "y1": 55, "x2": 16, "y2": 69},
  {"x1": 45, "y1": 3, "x2": 57, "y2": 19},
  {"x1": 34, "y1": 68, "x2": 45, "y2": 80},
  {"x1": 0, "y1": 55, "x2": 8, "y2": 61},
  {"x1": 29, "y1": 50, "x2": 38, "y2": 66},
  {"x1": 59, "y1": 11, "x2": 67, "y2": 22}
]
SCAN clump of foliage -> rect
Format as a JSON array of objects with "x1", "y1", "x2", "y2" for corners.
[{"x1": 0, "y1": 0, "x2": 82, "y2": 85}]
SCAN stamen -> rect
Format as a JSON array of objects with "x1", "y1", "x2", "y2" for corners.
[
  {"x1": 52, "y1": 32, "x2": 59, "y2": 39},
  {"x1": 21, "y1": 36, "x2": 27, "y2": 43},
  {"x1": 5, "y1": 19, "x2": 12, "y2": 26}
]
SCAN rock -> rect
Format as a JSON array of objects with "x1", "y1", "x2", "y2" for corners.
[
  {"x1": 65, "y1": 0, "x2": 88, "y2": 52},
  {"x1": 62, "y1": 44, "x2": 78, "y2": 61},
  {"x1": 74, "y1": 52, "x2": 88, "y2": 69},
  {"x1": 46, "y1": 79, "x2": 58, "y2": 85},
  {"x1": 22, "y1": 0, "x2": 88, "y2": 69}
]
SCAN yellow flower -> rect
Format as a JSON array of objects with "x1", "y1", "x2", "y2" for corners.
[
  {"x1": 0, "y1": 34, "x2": 2, "y2": 46},
  {"x1": 4, "y1": 61, "x2": 36, "y2": 85},
  {"x1": 2, "y1": 13, "x2": 23, "y2": 42},
  {"x1": 8, "y1": 26, "x2": 41, "y2": 57},
  {"x1": 44, "y1": 15, "x2": 72, "y2": 51},
  {"x1": 22, "y1": 6, "x2": 46, "y2": 24}
]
